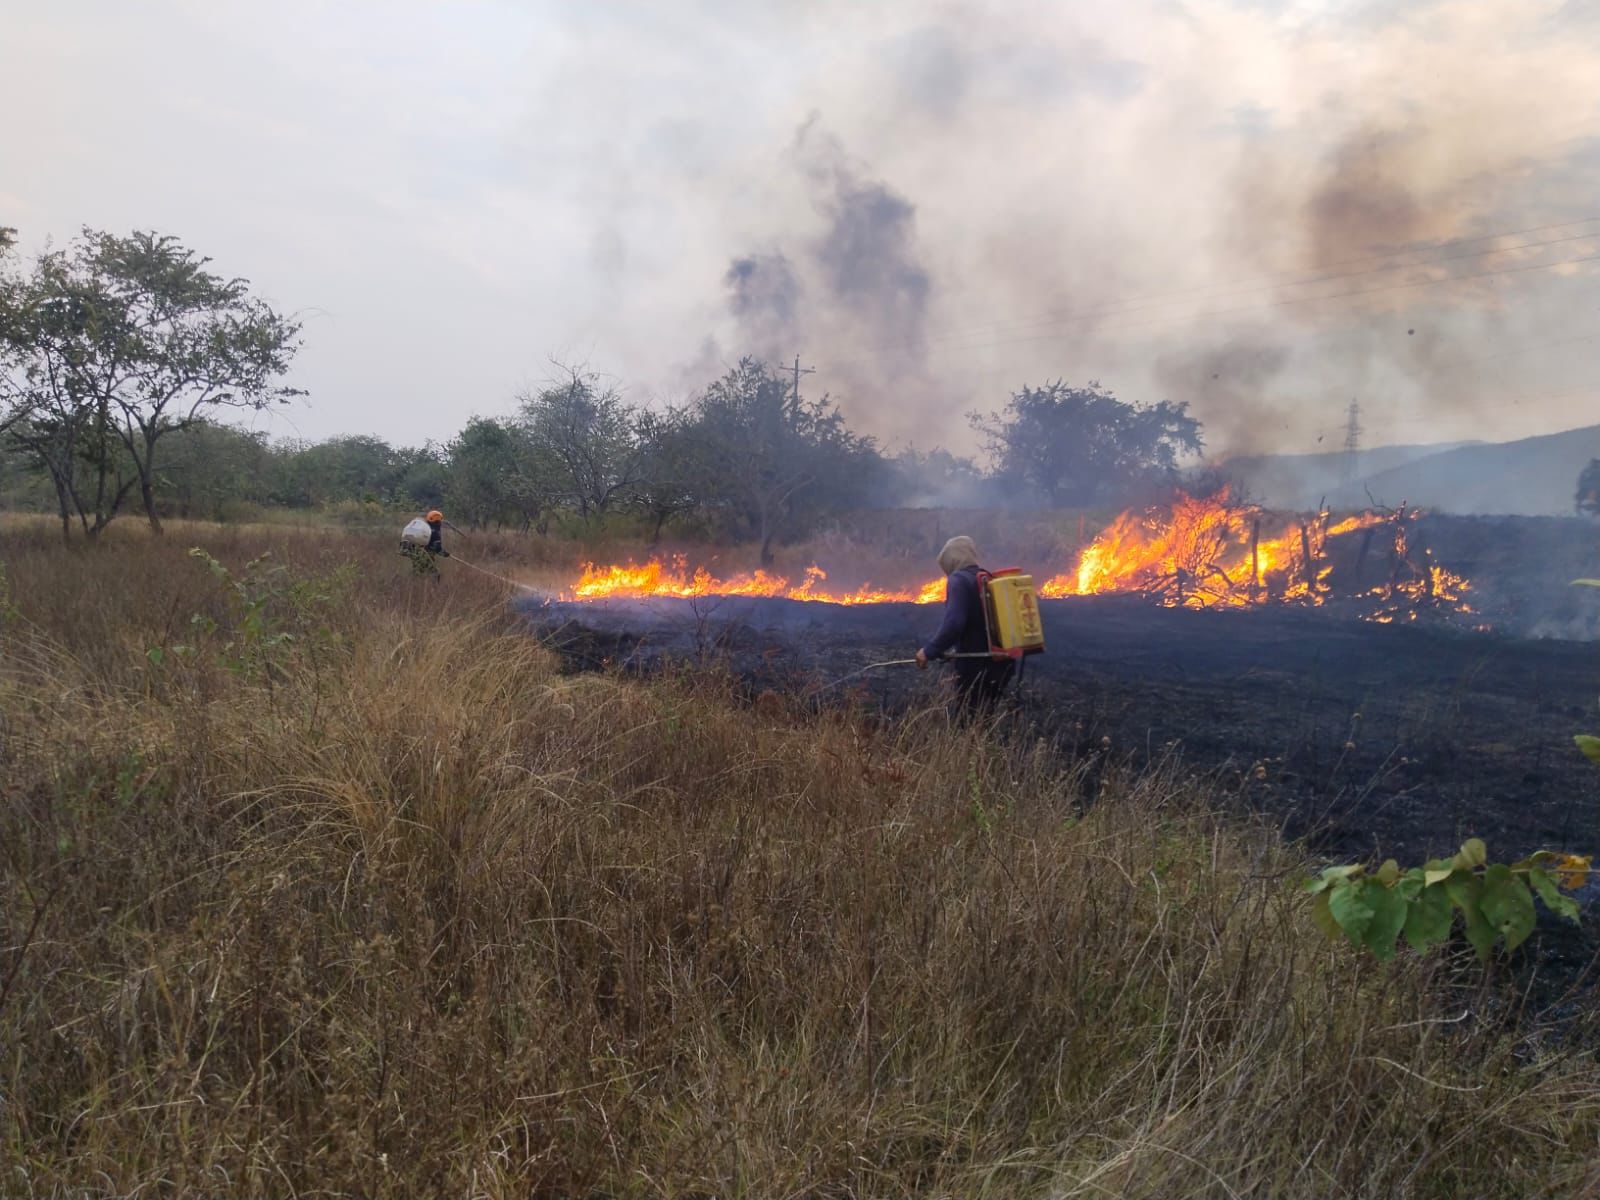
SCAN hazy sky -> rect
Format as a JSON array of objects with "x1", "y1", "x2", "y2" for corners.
[{"x1": 4, "y1": 0, "x2": 1598, "y2": 458}]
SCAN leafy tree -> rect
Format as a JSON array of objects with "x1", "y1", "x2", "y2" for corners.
[
  {"x1": 0, "y1": 274, "x2": 138, "y2": 538},
  {"x1": 878, "y1": 446, "x2": 992, "y2": 508},
  {"x1": 630, "y1": 407, "x2": 701, "y2": 543},
  {"x1": 1576, "y1": 459, "x2": 1600, "y2": 516},
  {"x1": 0, "y1": 228, "x2": 302, "y2": 536},
  {"x1": 445, "y1": 417, "x2": 568, "y2": 533},
  {"x1": 271, "y1": 436, "x2": 403, "y2": 508},
  {"x1": 683, "y1": 357, "x2": 879, "y2": 564},
  {"x1": 446, "y1": 417, "x2": 524, "y2": 529},
  {"x1": 517, "y1": 368, "x2": 646, "y2": 523},
  {"x1": 970, "y1": 380, "x2": 1202, "y2": 507},
  {"x1": 392, "y1": 443, "x2": 447, "y2": 510},
  {"x1": 0, "y1": 226, "x2": 30, "y2": 440},
  {"x1": 155, "y1": 421, "x2": 273, "y2": 520}
]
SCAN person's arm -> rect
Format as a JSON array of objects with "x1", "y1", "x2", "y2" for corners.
[{"x1": 920, "y1": 574, "x2": 973, "y2": 661}]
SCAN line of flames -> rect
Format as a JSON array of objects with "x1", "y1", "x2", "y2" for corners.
[
  {"x1": 571, "y1": 560, "x2": 948, "y2": 606},
  {"x1": 564, "y1": 491, "x2": 1473, "y2": 616}
]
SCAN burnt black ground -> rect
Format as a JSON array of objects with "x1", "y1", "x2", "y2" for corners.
[
  {"x1": 526, "y1": 592, "x2": 1600, "y2": 996},
  {"x1": 529, "y1": 594, "x2": 1596, "y2": 861}
]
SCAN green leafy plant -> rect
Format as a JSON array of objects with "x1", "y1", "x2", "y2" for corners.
[
  {"x1": 153, "y1": 548, "x2": 352, "y2": 682},
  {"x1": 1305, "y1": 840, "x2": 1588, "y2": 960}
]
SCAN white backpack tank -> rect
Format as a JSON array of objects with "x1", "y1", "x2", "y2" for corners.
[{"x1": 400, "y1": 518, "x2": 432, "y2": 546}]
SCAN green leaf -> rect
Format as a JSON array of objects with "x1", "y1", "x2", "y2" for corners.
[
  {"x1": 1363, "y1": 883, "x2": 1408, "y2": 960},
  {"x1": 1375, "y1": 858, "x2": 1400, "y2": 887},
  {"x1": 1310, "y1": 889, "x2": 1340, "y2": 939},
  {"x1": 1480, "y1": 864, "x2": 1537, "y2": 953},
  {"x1": 1304, "y1": 863, "x2": 1364, "y2": 894},
  {"x1": 1404, "y1": 883, "x2": 1454, "y2": 952},
  {"x1": 1443, "y1": 871, "x2": 1480, "y2": 912},
  {"x1": 1571, "y1": 579, "x2": 1600, "y2": 588},
  {"x1": 1453, "y1": 838, "x2": 1488, "y2": 871},
  {"x1": 1461, "y1": 907, "x2": 1498, "y2": 960},
  {"x1": 1396, "y1": 868, "x2": 1426, "y2": 901},
  {"x1": 1423, "y1": 860, "x2": 1456, "y2": 887},
  {"x1": 1443, "y1": 872, "x2": 1496, "y2": 958},
  {"x1": 145, "y1": 646, "x2": 164, "y2": 665},
  {"x1": 1575, "y1": 735, "x2": 1600, "y2": 764},
  {"x1": 1527, "y1": 867, "x2": 1581, "y2": 924},
  {"x1": 1328, "y1": 878, "x2": 1376, "y2": 945}
]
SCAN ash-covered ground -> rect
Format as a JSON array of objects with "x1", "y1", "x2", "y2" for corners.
[
  {"x1": 528, "y1": 593, "x2": 1599, "y2": 863},
  {"x1": 527, "y1": 589, "x2": 1600, "y2": 988}
]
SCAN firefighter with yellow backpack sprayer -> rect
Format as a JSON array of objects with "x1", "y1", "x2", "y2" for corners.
[{"x1": 916, "y1": 535, "x2": 1046, "y2": 714}]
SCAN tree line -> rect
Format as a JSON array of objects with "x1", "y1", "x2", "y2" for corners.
[{"x1": 2, "y1": 226, "x2": 1209, "y2": 553}]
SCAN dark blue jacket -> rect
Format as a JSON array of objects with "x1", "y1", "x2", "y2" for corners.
[{"x1": 922, "y1": 566, "x2": 990, "y2": 660}]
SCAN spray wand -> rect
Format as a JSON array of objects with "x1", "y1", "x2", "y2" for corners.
[
  {"x1": 445, "y1": 553, "x2": 537, "y2": 592},
  {"x1": 810, "y1": 652, "x2": 1002, "y2": 695}
]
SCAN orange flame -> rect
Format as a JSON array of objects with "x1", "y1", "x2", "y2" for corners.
[
  {"x1": 570, "y1": 556, "x2": 944, "y2": 605},
  {"x1": 1040, "y1": 490, "x2": 1469, "y2": 615},
  {"x1": 562, "y1": 491, "x2": 1472, "y2": 620}
]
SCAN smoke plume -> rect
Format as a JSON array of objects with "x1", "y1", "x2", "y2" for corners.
[
  {"x1": 716, "y1": 119, "x2": 937, "y2": 437},
  {"x1": 666, "y1": 2, "x2": 1600, "y2": 458}
]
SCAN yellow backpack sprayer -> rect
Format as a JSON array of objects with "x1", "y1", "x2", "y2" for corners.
[{"x1": 976, "y1": 567, "x2": 1047, "y2": 660}]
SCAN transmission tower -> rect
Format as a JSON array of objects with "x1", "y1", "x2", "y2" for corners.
[{"x1": 1341, "y1": 398, "x2": 1363, "y2": 484}]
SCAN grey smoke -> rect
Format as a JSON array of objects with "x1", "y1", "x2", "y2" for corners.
[
  {"x1": 719, "y1": 120, "x2": 935, "y2": 432},
  {"x1": 724, "y1": 253, "x2": 803, "y2": 362},
  {"x1": 811, "y1": 172, "x2": 930, "y2": 353},
  {"x1": 1305, "y1": 128, "x2": 1427, "y2": 266},
  {"x1": 1154, "y1": 338, "x2": 1292, "y2": 457}
]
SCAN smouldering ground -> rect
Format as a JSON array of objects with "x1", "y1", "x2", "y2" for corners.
[{"x1": 5, "y1": 519, "x2": 1600, "y2": 1197}]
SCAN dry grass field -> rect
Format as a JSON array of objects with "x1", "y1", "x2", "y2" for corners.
[{"x1": 4, "y1": 518, "x2": 1600, "y2": 1197}]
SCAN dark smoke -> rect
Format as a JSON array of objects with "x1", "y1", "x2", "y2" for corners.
[
  {"x1": 714, "y1": 120, "x2": 936, "y2": 434},
  {"x1": 796, "y1": 120, "x2": 931, "y2": 355},
  {"x1": 724, "y1": 253, "x2": 803, "y2": 362},
  {"x1": 813, "y1": 178, "x2": 930, "y2": 349},
  {"x1": 1154, "y1": 338, "x2": 1291, "y2": 457},
  {"x1": 1305, "y1": 127, "x2": 1426, "y2": 266}
]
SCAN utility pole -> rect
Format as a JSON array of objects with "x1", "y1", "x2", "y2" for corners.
[
  {"x1": 790, "y1": 355, "x2": 814, "y2": 406},
  {"x1": 1341, "y1": 398, "x2": 1363, "y2": 484}
]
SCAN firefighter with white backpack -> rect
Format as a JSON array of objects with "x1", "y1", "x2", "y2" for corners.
[{"x1": 399, "y1": 509, "x2": 459, "y2": 577}]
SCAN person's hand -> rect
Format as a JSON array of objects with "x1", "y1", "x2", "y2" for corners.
[{"x1": 915, "y1": 648, "x2": 928, "y2": 670}]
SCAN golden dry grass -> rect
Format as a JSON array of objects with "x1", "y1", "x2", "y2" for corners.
[{"x1": 3, "y1": 518, "x2": 1600, "y2": 1197}]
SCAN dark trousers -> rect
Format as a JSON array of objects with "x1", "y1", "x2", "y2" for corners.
[{"x1": 954, "y1": 659, "x2": 1014, "y2": 717}]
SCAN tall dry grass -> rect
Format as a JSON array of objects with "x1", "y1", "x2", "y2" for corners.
[{"x1": 3, "y1": 519, "x2": 1600, "y2": 1197}]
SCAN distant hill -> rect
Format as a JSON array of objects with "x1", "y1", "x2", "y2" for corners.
[
  {"x1": 1220, "y1": 424, "x2": 1600, "y2": 515},
  {"x1": 1328, "y1": 425, "x2": 1600, "y2": 515},
  {"x1": 1217, "y1": 441, "x2": 1476, "y2": 510}
]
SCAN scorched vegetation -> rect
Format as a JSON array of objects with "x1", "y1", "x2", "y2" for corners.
[{"x1": 4, "y1": 520, "x2": 1600, "y2": 1197}]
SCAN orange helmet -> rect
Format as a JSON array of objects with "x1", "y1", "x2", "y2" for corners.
[{"x1": 425, "y1": 510, "x2": 443, "y2": 522}]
